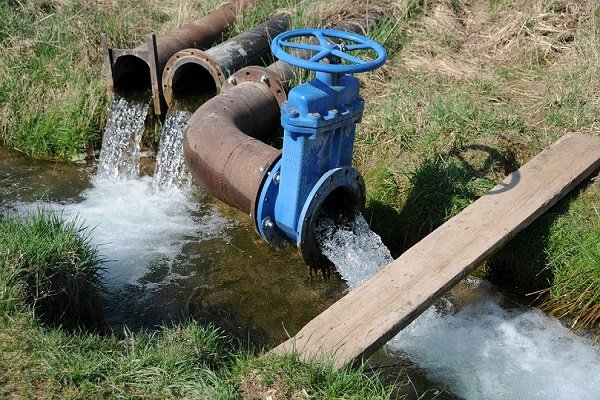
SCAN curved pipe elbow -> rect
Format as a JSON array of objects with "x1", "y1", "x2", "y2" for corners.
[{"x1": 183, "y1": 83, "x2": 281, "y2": 217}]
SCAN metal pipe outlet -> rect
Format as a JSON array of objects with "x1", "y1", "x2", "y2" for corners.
[
  {"x1": 185, "y1": 15, "x2": 385, "y2": 262},
  {"x1": 100, "y1": 0, "x2": 258, "y2": 115},
  {"x1": 162, "y1": 12, "x2": 290, "y2": 108}
]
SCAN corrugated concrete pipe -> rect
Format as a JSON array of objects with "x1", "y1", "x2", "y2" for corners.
[
  {"x1": 184, "y1": 17, "x2": 380, "y2": 243},
  {"x1": 100, "y1": 0, "x2": 258, "y2": 115},
  {"x1": 162, "y1": 12, "x2": 291, "y2": 108}
]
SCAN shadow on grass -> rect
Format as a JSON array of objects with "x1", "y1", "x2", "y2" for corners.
[
  {"x1": 364, "y1": 143, "x2": 597, "y2": 301},
  {"x1": 365, "y1": 144, "x2": 512, "y2": 256},
  {"x1": 487, "y1": 176, "x2": 598, "y2": 299}
]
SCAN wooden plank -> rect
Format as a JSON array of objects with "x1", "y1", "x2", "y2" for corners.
[{"x1": 271, "y1": 133, "x2": 600, "y2": 370}]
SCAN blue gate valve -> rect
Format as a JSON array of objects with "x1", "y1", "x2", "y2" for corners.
[{"x1": 256, "y1": 29, "x2": 387, "y2": 265}]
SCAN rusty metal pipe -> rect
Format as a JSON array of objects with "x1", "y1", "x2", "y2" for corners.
[
  {"x1": 184, "y1": 16, "x2": 383, "y2": 239},
  {"x1": 183, "y1": 82, "x2": 281, "y2": 217},
  {"x1": 162, "y1": 12, "x2": 290, "y2": 108},
  {"x1": 101, "y1": 0, "x2": 258, "y2": 115},
  {"x1": 223, "y1": 19, "x2": 376, "y2": 95}
]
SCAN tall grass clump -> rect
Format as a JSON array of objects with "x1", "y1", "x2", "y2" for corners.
[
  {"x1": 542, "y1": 186, "x2": 600, "y2": 332},
  {"x1": 0, "y1": 209, "x2": 105, "y2": 330},
  {"x1": 236, "y1": 352, "x2": 398, "y2": 399}
]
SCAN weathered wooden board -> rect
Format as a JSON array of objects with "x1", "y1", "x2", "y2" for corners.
[{"x1": 272, "y1": 133, "x2": 600, "y2": 370}]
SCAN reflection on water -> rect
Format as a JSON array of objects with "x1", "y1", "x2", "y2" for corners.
[{"x1": 0, "y1": 146, "x2": 94, "y2": 206}]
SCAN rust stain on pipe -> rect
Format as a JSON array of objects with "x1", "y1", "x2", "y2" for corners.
[
  {"x1": 101, "y1": 0, "x2": 258, "y2": 115},
  {"x1": 183, "y1": 83, "x2": 281, "y2": 217},
  {"x1": 162, "y1": 12, "x2": 290, "y2": 108},
  {"x1": 224, "y1": 19, "x2": 375, "y2": 93}
]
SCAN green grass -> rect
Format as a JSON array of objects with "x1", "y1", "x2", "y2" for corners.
[
  {"x1": 0, "y1": 210, "x2": 402, "y2": 398},
  {"x1": 353, "y1": 0, "x2": 600, "y2": 333},
  {"x1": 0, "y1": 0, "x2": 223, "y2": 159},
  {"x1": 235, "y1": 353, "x2": 397, "y2": 399},
  {"x1": 2, "y1": 2, "x2": 600, "y2": 396},
  {"x1": 0, "y1": 209, "x2": 105, "y2": 330},
  {"x1": 543, "y1": 185, "x2": 600, "y2": 329},
  {"x1": 0, "y1": 318, "x2": 239, "y2": 399}
]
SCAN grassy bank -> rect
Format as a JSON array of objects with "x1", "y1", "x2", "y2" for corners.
[
  {"x1": 0, "y1": 0, "x2": 225, "y2": 159},
  {"x1": 0, "y1": 211, "x2": 400, "y2": 398}
]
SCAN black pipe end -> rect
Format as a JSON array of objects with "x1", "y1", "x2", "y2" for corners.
[
  {"x1": 170, "y1": 63, "x2": 218, "y2": 104},
  {"x1": 298, "y1": 167, "x2": 366, "y2": 269},
  {"x1": 112, "y1": 55, "x2": 152, "y2": 96}
]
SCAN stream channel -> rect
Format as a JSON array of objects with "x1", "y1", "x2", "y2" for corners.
[{"x1": 2, "y1": 145, "x2": 600, "y2": 400}]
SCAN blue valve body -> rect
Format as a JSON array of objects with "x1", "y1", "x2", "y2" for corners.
[
  {"x1": 274, "y1": 73, "x2": 363, "y2": 240},
  {"x1": 255, "y1": 29, "x2": 386, "y2": 262}
]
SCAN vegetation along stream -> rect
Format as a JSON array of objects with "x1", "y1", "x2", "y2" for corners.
[
  {"x1": 2, "y1": 140, "x2": 600, "y2": 399},
  {"x1": 2, "y1": 0, "x2": 600, "y2": 397}
]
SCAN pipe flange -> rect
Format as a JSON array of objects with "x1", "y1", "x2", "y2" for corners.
[
  {"x1": 298, "y1": 167, "x2": 366, "y2": 267},
  {"x1": 223, "y1": 66, "x2": 287, "y2": 105},
  {"x1": 255, "y1": 160, "x2": 290, "y2": 247},
  {"x1": 162, "y1": 48, "x2": 224, "y2": 108}
]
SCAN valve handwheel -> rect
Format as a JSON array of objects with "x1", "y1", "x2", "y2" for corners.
[{"x1": 271, "y1": 28, "x2": 387, "y2": 74}]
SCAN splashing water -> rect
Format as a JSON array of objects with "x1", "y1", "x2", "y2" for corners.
[
  {"x1": 153, "y1": 109, "x2": 193, "y2": 191},
  {"x1": 387, "y1": 278, "x2": 600, "y2": 400},
  {"x1": 16, "y1": 176, "x2": 229, "y2": 289},
  {"x1": 97, "y1": 94, "x2": 151, "y2": 181},
  {"x1": 317, "y1": 212, "x2": 600, "y2": 400},
  {"x1": 317, "y1": 210, "x2": 392, "y2": 289}
]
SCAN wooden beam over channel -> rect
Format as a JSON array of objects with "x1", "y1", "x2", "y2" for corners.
[{"x1": 272, "y1": 133, "x2": 600, "y2": 370}]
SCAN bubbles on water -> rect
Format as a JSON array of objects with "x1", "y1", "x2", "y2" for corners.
[
  {"x1": 153, "y1": 109, "x2": 193, "y2": 191},
  {"x1": 317, "y1": 210, "x2": 392, "y2": 289},
  {"x1": 97, "y1": 94, "x2": 151, "y2": 181},
  {"x1": 387, "y1": 277, "x2": 600, "y2": 400}
]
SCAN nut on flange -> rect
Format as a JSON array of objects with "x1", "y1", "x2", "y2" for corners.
[{"x1": 222, "y1": 65, "x2": 287, "y2": 105}]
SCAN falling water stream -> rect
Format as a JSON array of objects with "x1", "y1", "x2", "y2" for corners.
[
  {"x1": 316, "y1": 211, "x2": 600, "y2": 400},
  {"x1": 152, "y1": 108, "x2": 193, "y2": 191},
  {"x1": 153, "y1": 96, "x2": 212, "y2": 191},
  {"x1": 97, "y1": 93, "x2": 151, "y2": 181}
]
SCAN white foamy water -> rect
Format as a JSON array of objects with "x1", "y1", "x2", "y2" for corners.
[
  {"x1": 97, "y1": 94, "x2": 151, "y2": 181},
  {"x1": 317, "y1": 211, "x2": 393, "y2": 289},
  {"x1": 387, "y1": 278, "x2": 600, "y2": 400},
  {"x1": 153, "y1": 109, "x2": 193, "y2": 191},
  {"x1": 317, "y1": 212, "x2": 600, "y2": 400},
  {"x1": 17, "y1": 176, "x2": 229, "y2": 288}
]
